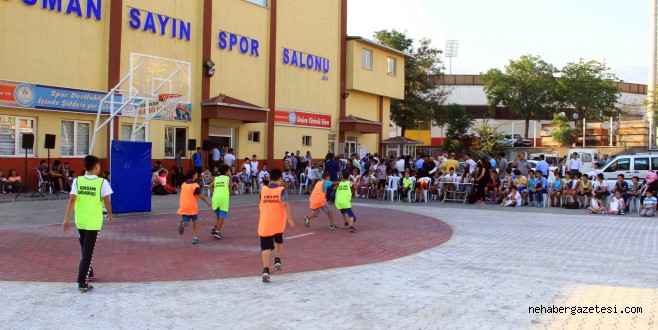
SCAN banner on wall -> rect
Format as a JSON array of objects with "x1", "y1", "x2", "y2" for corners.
[
  {"x1": 0, "y1": 80, "x2": 191, "y2": 122},
  {"x1": 274, "y1": 109, "x2": 331, "y2": 129}
]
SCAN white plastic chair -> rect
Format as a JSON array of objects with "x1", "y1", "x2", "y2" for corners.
[
  {"x1": 628, "y1": 197, "x2": 641, "y2": 213},
  {"x1": 385, "y1": 176, "x2": 401, "y2": 201},
  {"x1": 541, "y1": 181, "x2": 552, "y2": 208},
  {"x1": 406, "y1": 177, "x2": 417, "y2": 202},
  {"x1": 417, "y1": 178, "x2": 431, "y2": 203},
  {"x1": 36, "y1": 169, "x2": 53, "y2": 194},
  {"x1": 298, "y1": 173, "x2": 307, "y2": 194}
]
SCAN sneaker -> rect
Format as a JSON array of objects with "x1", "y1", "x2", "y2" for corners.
[
  {"x1": 536, "y1": 203, "x2": 542, "y2": 208},
  {"x1": 304, "y1": 216, "x2": 310, "y2": 228},
  {"x1": 620, "y1": 211, "x2": 625, "y2": 215},
  {"x1": 274, "y1": 258, "x2": 282, "y2": 271},
  {"x1": 212, "y1": 231, "x2": 223, "y2": 239},
  {"x1": 344, "y1": 222, "x2": 349, "y2": 228},
  {"x1": 349, "y1": 226, "x2": 357, "y2": 233},
  {"x1": 192, "y1": 237, "x2": 201, "y2": 244},
  {"x1": 78, "y1": 283, "x2": 94, "y2": 292},
  {"x1": 178, "y1": 220, "x2": 187, "y2": 235},
  {"x1": 211, "y1": 227, "x2": 217, "y2": 234},
  {"x1": 262, "y1": 268, "x2": 270, "y2": 282}
]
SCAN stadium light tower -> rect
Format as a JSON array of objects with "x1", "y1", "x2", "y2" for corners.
[{"x1": 445, "y1": 40, "x2": 459, "y2": 75}]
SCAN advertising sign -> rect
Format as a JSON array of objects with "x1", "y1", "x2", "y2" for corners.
[
  {"x1": 0, "y1": 80, "x2": 121, "y2": 114},
  {"x1": 0, "y1": 80, "x2": 191, "y2": 122},
  {"x1": 274, "y1": 109, "x2": 331, "y2": 129}
]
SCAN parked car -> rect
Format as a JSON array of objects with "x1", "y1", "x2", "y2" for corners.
[
  {"x1": 587, "y1": 153, "x2": 658, "y2": 181},
  {"x1": 499, "y1": 134, "x2": 531, "y2": 147},
  {"x1": 528, "y1": 159, "x2": 557, "y2": 181}
]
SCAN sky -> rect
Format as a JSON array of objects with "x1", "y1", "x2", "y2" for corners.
[{"x1": 348, "y1": 0, "x2": 649, "y2": 84}]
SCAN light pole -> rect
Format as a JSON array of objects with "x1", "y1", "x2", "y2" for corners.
[{"x1": 445, "y1": 40, "x2": 459, "y2": 75}]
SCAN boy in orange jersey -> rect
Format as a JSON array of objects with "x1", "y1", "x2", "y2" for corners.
[
  {"x1": 258, "y1": 168, "x2": 295, "y2": 282},
  {"x1": 303, "y1": 171, "x2": 337, "y2": 230},
  {"x1": 177, "y1": 168, "x2": 212, "y2": 244}
]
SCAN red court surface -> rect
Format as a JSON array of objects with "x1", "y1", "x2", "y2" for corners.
[{"x1": 0, "y1": 202, "x2": 453, "y2": 282}]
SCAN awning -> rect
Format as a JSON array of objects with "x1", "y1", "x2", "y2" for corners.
[
  {"x1": 201, "y1": 94, "x2": 269, "y2": 123},
  {"x1": 339, "y1": 115, "x2": 382, "y2": 134},
  {"x1": 380, "y1": 136, "x2": 423, "y2": 144}
]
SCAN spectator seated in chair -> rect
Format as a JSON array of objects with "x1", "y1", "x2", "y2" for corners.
[
  {"x1": 282, "y1": 168, "x2": 297, "y2": 192},
  {"x1": 239, "y1": 167, "x2": 252, "y2": 193},
  {"x1": 50, "y1": 160, "x2": 67, "y2": 193},
  {"x1": 230, "y1": 166, "x2": 241, "y2": 192},
  {"x1": 550, "y1": 172, "x2": 565, "y2": 207},
  {"x1": 349, "y1": 168, "x2": 361, "y2": 196},
  {"x1": 258, "y1": 165, "x2": 270, "y2": 187},
  {"x1": 608, "y1": 190, "x2": 626, "y2": 215},
  {"x1": 155, "y1": 169, "x2": 177, "y2": 194}
]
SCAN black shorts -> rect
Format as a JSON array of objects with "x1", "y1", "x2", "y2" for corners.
[
  {"x1": 378, "y1": 179, "x2": 386, "y2": 189},
  {"x1": 194, "y1": 166, "x2": 202, "y2": 174},
  {"x1": 260, "y1": 233, "x2": 284, "y2": 251}
]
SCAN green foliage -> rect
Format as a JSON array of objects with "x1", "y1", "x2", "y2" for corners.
[
  {"x1": 551, "y1": 113, "x2": 577, "y2": 147},
  {"x1": 643, "y1": 88, "x2": 658, "y2": 124},
  {"x1": 441, "y1": 104, "x2": 474, "y2": 154},
  {"x1": 472, "y1": 119, "x2": 505, "y2": 157},
  {"x1": 480, "y1": 55, "x2": 558, "y2": 138},
  {"x1": 558, "y1": 59, "x2": 620, "y2": 122},
  {"x1": 374, "y1": 30, "x2": 447, "y2": 135}
]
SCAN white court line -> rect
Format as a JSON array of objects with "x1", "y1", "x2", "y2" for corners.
[{"x1": 285, "y1": 232, "x2": 315, "y2": 240}]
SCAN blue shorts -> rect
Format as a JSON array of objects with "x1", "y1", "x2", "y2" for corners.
[
  {"x1": 518, "y1": 187, "x2": 526, "y2": 192},
  {"x1": 214, "y1": 209, "x2": 228, "y2": 218},
  {"x1": 339, "y1": 208, "x2": 356, "y2": 219},
  {"x1": 181, "y1": 214, "x2": 198, "y2": 222},
  {"x1": 250, "y1": 175, "x2": 257, "y2": 179}
]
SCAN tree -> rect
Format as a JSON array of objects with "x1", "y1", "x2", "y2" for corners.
[
  {"x1": 472, "y1": 119, "x2": 505, "y2": 157},
  {"x1": 441, "y1": 104, "x2": 474, "y2": 154},
  {"x1": 480, "y1": 55, "x2": 558, "y2": 139},
  {"x1": 550, "y1": 113, "x2": 577, "y2": 147},
  {"x1": 558, "y1": 59, "x2": 620, "y2": 125},
  {"x1": 374, "y1": 30, "x2": 447, "y2": 136}
]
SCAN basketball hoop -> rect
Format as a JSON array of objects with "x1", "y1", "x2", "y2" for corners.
[{"x1": 159, "y1": 93, "x2": 182, "y2": 120}]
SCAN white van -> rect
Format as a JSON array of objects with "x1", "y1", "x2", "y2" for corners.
[
  {"x1": 593, "y1": 153, "x2": 658, "y2": 181},
  {"x1": 567, "y1": 148, "x2": 600, "y2": 174}
]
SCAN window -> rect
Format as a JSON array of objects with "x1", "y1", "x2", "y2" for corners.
[
  {"x1": 248, "y1": 131, "x2": 260, "y2": 143},
  {"x1": 361, "y1": 49, "x2": 373, "y2": 70},
  {"x1": 581, "y1": 153, "x2": 592, "y2": 163},
  {"x1": 164, "y1": 126, "x2": 187, "y2": 158},
  {"x1": 120, "y1": 124, "x2": 145, "y2": 142},
  {"x1": 605, "y1": 158, "x2": 630, "y2": 172},
  {"x1": 652, "y1": 157, "x2": 658, "y2": 171},
  {"x1": 0, "y1": 115, "x2": 36, "y2": 156},
  {"x1": 387, "y1": 57, "x2": 396, "y2": 76},
  {"x1": 245, "y1": 0, "x2": 267, "y2": 7},
  {"x1": 302, "y1": 136, "x2": 312, "y2": 146},
  {"x1": 634, "y1": 158, "x2": 649, "y2": 171},
  {"x1": 60, "y1": 120, "x2": 91, "y2": 157}
]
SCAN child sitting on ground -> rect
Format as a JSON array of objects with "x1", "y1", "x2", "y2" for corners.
[
  {"x1": 502, "y1": 185, "x2": 522, "y2": 207},
  {"x1": 608, "y1": 190, "x2": 625, "y2": 215},
  {"x1": 156, "y1": 169, "x2": 177, "y2": 194},
  {"x1": 588, "y1": 192, "x2": 605, "y2": 214},
  {"x1": 640, "y1": 190, "x2": 657, "y2": 217}
]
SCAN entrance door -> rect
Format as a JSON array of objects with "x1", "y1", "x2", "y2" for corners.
[
  {"x1": 345, "y1": 137, "x2": 357, "y2": 157},
  {"x1": 208, "y1": 125, "x2": 235, "y2": 168}
]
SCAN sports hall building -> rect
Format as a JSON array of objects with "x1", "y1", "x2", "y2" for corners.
[{"x1": 0, "y1": 0, "x2": 405, "y2": 184}]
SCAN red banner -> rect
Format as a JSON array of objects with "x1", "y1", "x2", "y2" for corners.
[{"x1": 274, "y1": 109, "x2": 331, "y2": 129}]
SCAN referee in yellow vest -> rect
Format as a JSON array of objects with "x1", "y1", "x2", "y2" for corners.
[{"x1": 62, "y1": 155, "x2": 113, "y2": 292}]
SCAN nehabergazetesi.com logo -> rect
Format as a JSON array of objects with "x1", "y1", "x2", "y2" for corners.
[{"x1": 14, "y1": 84, "x2": 35, "y2": 107}]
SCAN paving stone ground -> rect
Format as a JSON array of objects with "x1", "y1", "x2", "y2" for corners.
[{"x1": 1, "y1": 193, "x2": 657, "y2": 329}]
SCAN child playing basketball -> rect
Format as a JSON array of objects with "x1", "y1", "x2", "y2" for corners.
[
  {"x1": 335, "y1": 171, "x2": 357, "y2": 233},
  {"x1": 210, "y1": 165, "x2": 233, "y2": 239},
  {"x1": 177, "y1": 168, "x2": 212, "y2": 244},
  {"x1": 258, "y1": 168, "x2": 295, "y2": 282},
  {"x1": 304, "y1": 171, "x2": 337, "y2": 230}
]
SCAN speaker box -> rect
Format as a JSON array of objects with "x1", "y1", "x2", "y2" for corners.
[
  {"x1": 187, "y1": 139, "x2": 197, "y2": 152},
  {"x1": 44, "y1": 134, "x2": 56, "y2": 149},
  {"x1": 202, "y1": 140, "x2": 213, "y2": 151},
  {"x1": 22, "y1": 133, "x2": 34, "y2": 149}
]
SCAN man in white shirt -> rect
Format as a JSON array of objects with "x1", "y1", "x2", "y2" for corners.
[
  {"x1": 567, "y1": 152, "x2": 582, "y2": 176},
  {"x1": 211, "y1": 145, "x2": 221, "y2": 168},
  {"x1": 464, "y1": 153, "x2": 477, "y2": 176},
  {"x1": 224, "y1": 148, "x2": 236, "y2": 167},
  {"x1": 395, "y1": 157, "x2": 405, "y2": 173},
  {"x1": 591, "y1": 162, "x2": 603, "y2": 177}
]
